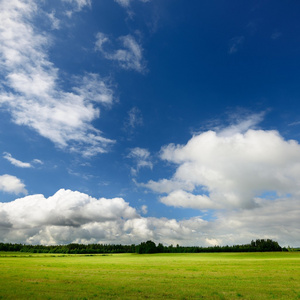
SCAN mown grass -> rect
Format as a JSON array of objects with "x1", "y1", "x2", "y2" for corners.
[{"x1": 0, "y1": 252, "x2": 299, "y2": 299}]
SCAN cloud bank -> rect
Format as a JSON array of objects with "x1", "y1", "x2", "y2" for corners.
[
  {"x1": 0, "y1": 189, "x2": 298, "y2": 246},
  {"x1": 0, "y1": 0, "x2": 114, "y2": 156}
]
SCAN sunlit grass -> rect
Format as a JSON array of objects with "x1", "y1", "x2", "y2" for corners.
[{"x1": 0, "y1": 252, "x2": 299, "y2": 299}]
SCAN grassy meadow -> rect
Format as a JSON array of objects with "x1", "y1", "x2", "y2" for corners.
[{"x1": 0, "y1": 252, "x2": 299, "y2": 299}]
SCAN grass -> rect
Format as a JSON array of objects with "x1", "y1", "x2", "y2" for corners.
[{"x1": 0, "y1": 252, "x2": 299, "y2": 299}]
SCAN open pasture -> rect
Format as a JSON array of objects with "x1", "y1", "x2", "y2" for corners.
[{"x1": 0, "y1": 252, "x2": 299, "y2": 299}]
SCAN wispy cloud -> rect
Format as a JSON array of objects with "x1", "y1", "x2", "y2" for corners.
[
  {"x1": 228, "y1": 36, "x2": 245, "y2": 54},
  {"x1": 0, "y1": 0, "x2": 114, "y2": 156},
  {"x1": 115, "y1": 0, "x2": 131, "y2": 7},
  {"x1": 3, "y1": 152, "x2": 32, "y2": 168},
  {"x1": 288, "y1": 121, "x2": 300, "y2": 127},
  {"x1": 0, "y1": 174, "x2": 27, "y2": 195},
  {"x1": 95, "y1": 33, "x2": 146, "y2": 73},
  {"x1": 32, "y1": 159, "x2": 43, "y2": 165},
  {"x1": 3, "y1": 152, "x2": 43, "y2": 168},
  {"x1": 218, "y1": 111, "x2": 265, "y2": 137},
  {"x1": 47, "y1": 11, "x2": 60, "y2": 30},
  {"x1": 62, "y1": 0, "x2": 91, "y2": 16},
  {"x1": 63, "y1": 0, "x2": 91, "y2": 9},
  {"x1": 124, "y1": 107, "x2": 143, "y2": 136},
  {"x1": 128, "y1": 147, "x2": 153, "y2": 176},
  {"x1": 114, "y1": 0, "x2": 150, "y2": 9}
]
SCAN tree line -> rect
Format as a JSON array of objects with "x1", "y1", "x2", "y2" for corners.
[
  {"x1": 135, "y1": 239, "x2": 285, "y2": 254},
  {"x1": 0, "y1": 239, "x2": 286, "y2": 254}
]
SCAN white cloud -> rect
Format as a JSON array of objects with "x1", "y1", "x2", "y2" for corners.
[
  {"x1": 3, "y1": 152, "x2": 32, "y2": 168},
  {"x1": 139, "y1": 178, "x2": 194, "y2": 194},
  {"x1": 143, "y1": 116, "x2": 300, "y2": 211},
  {"x1": 0, "y1": 189, "x2": 169, "y2": 245},
  {"x1": 212, "y1": 196, "x2": 300, "y2": 247},
  {"x1": 63, "y1": 0, "x2": 91, "y2": 9},
  {"x1": 5, "y1": 189, "x2": 138, "y2": 227},
  {"x1": 160, "y1": 190, "x2": 219, "y2": 210},
  {"x1": 128, "y1": 147, "x2": 150, "y2": 160},
  {"x1": 0, "y1": 189, "x2": 139, "y2": 244},
  {"x1": 3, "y1": 152, "x2": 43, "y2": 168},
  {"x1": 218, "y1": 112, "x2": 264, "y2": 137},
  {"x1": 0, "y1": 189, "x2": 299, "y2": 246},
  {"x1": 145, "y1": 195, "x2": 300, "y2": 246},
  {"x1": 0, "y1": 174, "x2": 27, "y2": 195},
  {"x1": 128, "y1": 147, "x2": 153, "y2": 175},
  {"x1": 95, "y1": 33, "x2": 146, "y2": 73},
  {"x1": 72, "y1": 73, "x2": 114, "y2": 105},
  {"x1": 0, "y1": 0, "x2": 114, "y2": 156}
]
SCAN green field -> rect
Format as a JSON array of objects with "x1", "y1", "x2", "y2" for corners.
[{"x1": 0, "y1": 252, "x2": 299, "y2": 299}]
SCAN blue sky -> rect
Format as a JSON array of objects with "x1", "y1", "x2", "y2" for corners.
[{"x1": 0, "y1": 0, "x2": 300, "y2": 246}]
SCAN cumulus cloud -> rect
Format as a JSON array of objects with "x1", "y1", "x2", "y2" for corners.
[
  {"x1": 5, "y1": 189, "x2": 138, "y2": 227},
  {"x1": 0, "y1": 189, "x2": 138, "y2": 244},
  {"x1": 0, "y1": 0, "x2": 114, "y2": 156},
  {"x1": 143, "y1": 116, "x2": 300, "y2": 211},
  {"x1": 213, "y1": 196, "x2": 300, "y2": 247},
  {"x1": 0, "y1": 189, "x2": 299, "y2": 246},
  {"x1": 0, "y1": 174, "x2": 27, "y2": 195},
  {"x1": 134, "y1": 196, "x2": 299, "y2": 247},
  {"x1": 3, "y1": 152, "x2": 32, "y2": 168},
  {"x1": 95, "y1": 33, "x2": 146, "y2": 73}
]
